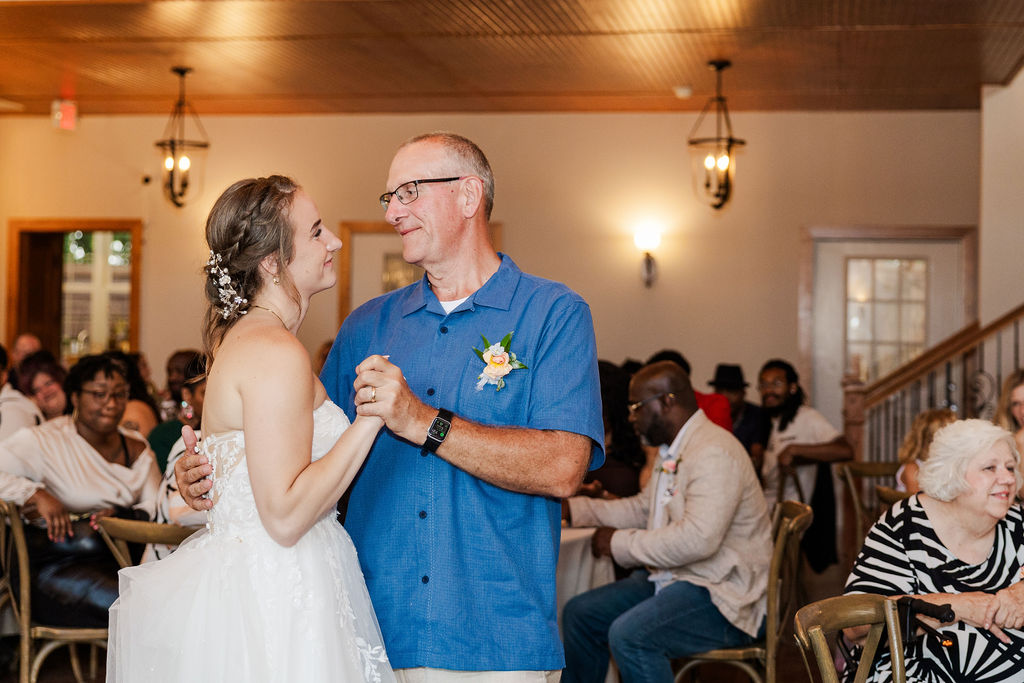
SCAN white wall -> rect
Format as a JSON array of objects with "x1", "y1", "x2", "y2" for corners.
[
  {"x1": 0, "y1": 110, "x2": 980, "y2": 393},
  {"x1": 980, "y1": 70, "x2": 1024, "y2": 324}
]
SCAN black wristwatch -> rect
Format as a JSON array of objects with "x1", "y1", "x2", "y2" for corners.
[{"x1": 423, "y1": 408, "x2": 454, "y2": 453}]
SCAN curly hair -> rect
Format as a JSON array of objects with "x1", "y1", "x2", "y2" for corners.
[
  {"x1": 896, "y1": 408, "x2": 957, "y2": 466},
  {"x1": 995, "y1": 369, "x2": 1024, "y2": 432},
  {"x1": 918, "y1": 419, "x2": 1023, "y2": 501},
  {"x1": 201, "y1": 175, "x2": 300, "y2": 361}
]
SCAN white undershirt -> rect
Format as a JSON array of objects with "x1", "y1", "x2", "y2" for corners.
[{"x1": 440, "y1": 296, "x2": 469, "y2": 314}]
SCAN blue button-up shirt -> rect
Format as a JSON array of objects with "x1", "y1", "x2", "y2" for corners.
[{"x1": 321, "y1": 254, "x2": 604, "y2": 671}]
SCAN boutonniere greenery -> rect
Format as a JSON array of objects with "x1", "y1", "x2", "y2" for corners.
[
  {"x1": 657, "y1": 456, "x2": 681, "y2": 505},
  {"x1": 473, "y1": 332, "x2": 528, "y2": 391}
]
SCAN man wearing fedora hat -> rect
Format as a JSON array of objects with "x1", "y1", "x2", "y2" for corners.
[{"x1": 708, "y1": 363, "x2": 766, "y2": 458}]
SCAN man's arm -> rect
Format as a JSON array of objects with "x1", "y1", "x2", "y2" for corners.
[
  {"x1": 354, "y1": 354, "x2": 591, "y2": 498},
  {"x1": 778, "y1": 436, "x2": 853, "y2": 467}
]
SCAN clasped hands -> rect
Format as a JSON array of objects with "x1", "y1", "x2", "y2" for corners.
[{"x1": 174, "y1": 355, "x2": 422, "y2": 512}]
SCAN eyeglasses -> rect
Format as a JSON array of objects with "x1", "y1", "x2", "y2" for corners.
[
  {"x1": 379, "y1": 177, "x2": 462, "y2": 209},
  {"x1": 80, "y1": 387, "x2": 131, "y2": 403},
  {"x1": 628, "y1": 392, "x2": 674, "y2": 415}
]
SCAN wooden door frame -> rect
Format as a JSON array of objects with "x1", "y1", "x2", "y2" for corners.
[
  {"x1": 6, "y1": 218, "x2": 143, "y2": 351},
  {"x1": 797, "y1": 225, "x2": 977, "y2": 391},
  {"x1": 337, "y1": 221, "x2": 503, "y2": 322}
]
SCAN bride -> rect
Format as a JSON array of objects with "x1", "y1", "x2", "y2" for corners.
[{"x1": 107, "y1": 176, "x2": 395, "y2": 683}]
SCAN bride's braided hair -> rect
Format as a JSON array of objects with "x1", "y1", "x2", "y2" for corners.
[{"x1": 201, "y1": 175, "x2": 300, "y2": 360}]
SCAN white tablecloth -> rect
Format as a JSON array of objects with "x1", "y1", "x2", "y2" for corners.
[{"x1": 556, "y1": 526, "x2": 615, "y2": 631}]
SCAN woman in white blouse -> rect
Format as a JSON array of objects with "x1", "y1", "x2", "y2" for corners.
[{"x1": 0, "y1": 352, "x2": 160, "y2": 627}]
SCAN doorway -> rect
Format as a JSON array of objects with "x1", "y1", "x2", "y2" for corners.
[
  {"x1": 799, "y1": 226, "x2": 977, "y2": 430},
  {"x1": 6, "y1": 218, "x2": 142, "y2": 360}
]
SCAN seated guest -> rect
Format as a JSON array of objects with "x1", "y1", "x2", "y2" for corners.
[
  {"x1": 707, "y1": 363, "x2": 767, "y2": 457},
  {"x1": 561, "y1": 361, "x2": 771, "y2": 683},
  {"x1": 995, "y1": 369, "x2": 1024, "y2": 459},
  {"x1": 17, "y1": 351, "x2": 68, "y2": 421},
  {"x1": 106, "y1": 350, "x2": 160, "y2": 437},
  {"x1": 147, "y1": 350, "x2": 203, "y2": 473},
  {"x1": 159, "y1": 348, "x2": 200, "y2": 421},
  {"x1": 646, "y1": 349, "x2": 732, "y2": 431},
  {"x1": 576, "y1": 360, "x2": 645, "y2": 499},
  {"x1": 895, "y1": 408, "x2": 956, "y2": 493},
  {"x1": 6, "y1": 333, "x2": 41, "y2": 392},
  {"x1": 149, "y1": 354, "x2": 207, "y2": 561},
  {"x1": 0, "y1": 343, "x2": 42, "y2": 441},
  {"x1": 844, "y1": 419, "x2": 1024, "y2": 683},
  {"x1": 0, "y1": 353, "x2": 160, "y2": 627}
]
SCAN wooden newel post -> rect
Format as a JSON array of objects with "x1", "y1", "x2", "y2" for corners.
[{"x1": 841, "y1": 372, "x2": 866, "y2": 562}]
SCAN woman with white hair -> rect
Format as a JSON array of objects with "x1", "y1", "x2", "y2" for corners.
[{"x1": 843, "y1": 418, "x2": 1024, "y2": 682}]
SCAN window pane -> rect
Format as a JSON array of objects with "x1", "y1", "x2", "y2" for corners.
[
  {"x1": 875, "y1": 302, "x2": 899, "y2": 342},
  {"x1": 848, "y1": 302, "x2": 872, "y2": 341},
  {"x1": 875, "y1": 343, "x2": 901, "y2": 378},
  {"x1": 901, "y1": 303, "x2": 926, "y2": 344},
  {"x1": 903, "y1": 259, "x2": 927, "y2": 301},
  {"x1": 847, "y1": 259, "x2": 872, "y2": 302},
  {"x1": 875, "y1": 259, "x2": 900, "y2": 300}
]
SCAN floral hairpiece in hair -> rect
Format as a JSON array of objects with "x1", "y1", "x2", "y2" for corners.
[{"x1": 206, "y1": 250, "x2": 248, "y2": 319}]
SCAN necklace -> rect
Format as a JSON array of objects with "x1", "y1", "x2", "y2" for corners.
[{"x1": 250, "y1": 304, "x2": 287, "y2": 328}]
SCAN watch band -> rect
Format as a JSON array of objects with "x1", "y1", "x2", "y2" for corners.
[{"x1": 423, "y1": 408, "x2": 454, "y2": 453}]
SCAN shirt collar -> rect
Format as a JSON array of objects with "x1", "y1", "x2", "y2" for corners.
[
  {"x1": 659, "y1": 408, "x2": 705, "y2": 461},
  {"x1": 400, "y1": 253, "x2": 520, "y2": 317}
]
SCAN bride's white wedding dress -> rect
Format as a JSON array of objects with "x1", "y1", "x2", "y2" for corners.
[{"x1": 107, "y1": 400, "x2": 394, "y2": 683}]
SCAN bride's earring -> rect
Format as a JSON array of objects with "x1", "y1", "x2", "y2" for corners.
[{"x1": 181, "y1": 401, "x2": 194, "y2": 421}]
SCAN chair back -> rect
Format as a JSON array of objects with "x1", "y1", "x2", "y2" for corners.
[
  {"x1": 0, "y1": 499, "x2": 109, "y2": 683},
  {"x1": 96, "y1": 517, "x2": 198, "y2": 568},
  {"x1": 0, "y1": 499, "x2": 32, "y2": 645},
  {"x1": 874, "y1": 485, "x2": 911, "y2": 507},
  {"x1": 838, "y1": 461, "x2": 900, "y2": 544},
  {"x1": 794, "y1": 593, "x2": 905, "y2": 683},
  {"x1": 764, "y1": 500, "x2": 813, "y2": 683}
]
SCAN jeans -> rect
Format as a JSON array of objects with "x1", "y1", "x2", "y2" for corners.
[{"x1": 562, "y1": 570, "x2": 761, "y2": 683}]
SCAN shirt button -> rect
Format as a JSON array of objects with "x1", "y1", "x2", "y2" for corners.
[
  {"x1": 419, "y1": 510, "x2": 427, "y2": 519},
  {"x1": 421, "y1": 575, "x2": 429, "y2": 584},
  {"x1": 440, "y1": 326, "x2": 448, "y2": 334},
  {"x1": 426, "y1": 388, "x2": 435, "y2": 396}
]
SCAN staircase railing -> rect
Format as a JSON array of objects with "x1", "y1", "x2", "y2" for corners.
[{"x1": 843, "y1": 301, "x2": 1024, "y2": 466}]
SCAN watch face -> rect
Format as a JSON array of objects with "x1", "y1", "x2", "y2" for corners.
[{"x1": 428, "y1": 417, "x2": 451, "y2": 441}]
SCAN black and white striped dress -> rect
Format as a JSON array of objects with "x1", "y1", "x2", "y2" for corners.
[{"x1": 844, "y1": 495, "x2": 1024, "y2": 683}]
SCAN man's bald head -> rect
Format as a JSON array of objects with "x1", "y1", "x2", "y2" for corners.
[{"x1": 632, "y1": 361, "x2": 698, "y2": 414}]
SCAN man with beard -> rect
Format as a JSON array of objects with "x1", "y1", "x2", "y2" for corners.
[
  {"x1": 560, "y1": 361, "x2": 771, "y2": 683},
  {"x1": 757, "y1": 359, "x2": 852, "y2": 508}
]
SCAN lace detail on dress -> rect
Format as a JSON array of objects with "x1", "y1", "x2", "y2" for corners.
[{"x1": 107, "y1": 400, "x2": 394, "y2": 683}]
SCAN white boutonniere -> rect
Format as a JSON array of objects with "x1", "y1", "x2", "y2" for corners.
[{"x1": 473, "y1": 332, "x2": 528, "y2": 391}]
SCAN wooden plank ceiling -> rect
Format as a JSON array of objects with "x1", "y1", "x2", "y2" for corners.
[{"x1": 1, "y1": 0, "x2": 1023, "y2": 115}]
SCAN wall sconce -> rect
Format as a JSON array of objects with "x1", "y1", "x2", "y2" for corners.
[
  {"x1": 688, "y1": 60, "x2": 745, "y2": 209},
  {"x1": 633, "y1": 224, "x2": 662, "y2": 288},
  {"x1": 155, "y1": 66, "x2": 209, "y2": 208}
]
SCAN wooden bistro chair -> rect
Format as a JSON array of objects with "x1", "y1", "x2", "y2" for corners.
[
  {"x1": 874, "y1": 485, "x2": 912, "y2": 508},
  {"x1": 838, "y1": 461, "x2": 900, "y2": 545},
  {"x1": 794, "y1": 593, "x2": 905, "y2": 683},
  {"x1": 0, "y1": 500, "x2": 107, "y2": 683},
  {"x1": 672, "y1": 500, "x2": 813, "y2": 683},
  {"x1": 95, "y1": 517, "x2": 199, "y2": 569}
]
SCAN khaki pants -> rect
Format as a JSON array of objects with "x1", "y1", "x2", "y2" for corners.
[{"x1": 395, "y1": 668, "x2": 561, "y2": 683}]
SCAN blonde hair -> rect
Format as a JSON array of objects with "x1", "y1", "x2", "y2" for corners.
[
  {"x1": 995, "y1": 369, "x2": 1024, "y2": 432},
  {"x1": 896, "y1": 408, "x2": 957, "y2": 466},
  {"x1": 918, "y1": 419, "x2": 1023, "y2": 501}
]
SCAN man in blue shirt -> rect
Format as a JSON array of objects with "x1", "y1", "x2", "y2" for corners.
[
  {"x1": 176, "y1": 133, "x2": 603, "y2": 679},
  {"x1": 328, "y1": 133, "x2": 604, "y2": 680}
]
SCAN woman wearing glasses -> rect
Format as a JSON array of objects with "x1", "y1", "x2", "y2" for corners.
[{"x1": 0, "y1": 352, "x2": 160, "y2": 627}]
